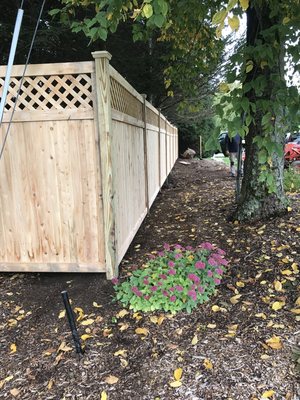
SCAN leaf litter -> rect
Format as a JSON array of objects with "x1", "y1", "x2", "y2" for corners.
[{"x1": 0, "y1": 159, "x2": 299, "y2": 399}]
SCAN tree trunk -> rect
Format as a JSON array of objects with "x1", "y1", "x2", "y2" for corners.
[{"x1": 234, "y1": 2, "x2": 288, "y2": 222}]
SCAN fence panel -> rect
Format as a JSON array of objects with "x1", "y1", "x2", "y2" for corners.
[{"x1": 0, "y1": 52, "x2": 178, "y2": 276}]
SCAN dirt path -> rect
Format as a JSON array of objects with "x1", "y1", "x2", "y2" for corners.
[{"x1": 0, "y1": 159, "x2": 299, "y2": 400}]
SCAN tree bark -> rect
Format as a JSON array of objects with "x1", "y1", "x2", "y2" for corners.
[{"x1": 234, "y1": 2, "x2": 288, "y2": 222}]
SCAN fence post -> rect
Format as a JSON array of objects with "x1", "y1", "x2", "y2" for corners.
[
  {"x1": 199, "y1": 135, "x2": 203, "y2": 159},
  {"x1": 158, "y1": 109, "x2": 161, "y2": 187},
  {"x1": 142, "y1": 94, "x2": 149, "y2": 212},
  {"x1": 92, "y1": 50, "x2": 117, "y2": 279}
]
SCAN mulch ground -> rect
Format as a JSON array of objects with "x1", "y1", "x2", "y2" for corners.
[{"x1": 0, "y1": 159, "x2": 299, "y2": 400}]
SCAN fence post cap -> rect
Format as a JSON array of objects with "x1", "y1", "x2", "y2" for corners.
[{"x1": 92, "y1": 51, "x2": 112, "y2": 60}]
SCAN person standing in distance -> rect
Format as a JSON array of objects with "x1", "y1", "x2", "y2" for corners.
[{"x1": 225, "y1": 133, "x2": 241, "y2": 177}]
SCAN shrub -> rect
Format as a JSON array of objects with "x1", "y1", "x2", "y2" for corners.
[
  {"x1": 284, "y1": 167, "x2": 300, "y2": 193},
  {"x1": 112, "y1": 243, "x2": 228, "y2": 313}
]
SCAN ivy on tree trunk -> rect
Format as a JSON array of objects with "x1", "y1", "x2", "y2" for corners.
[{"x1": 234, "y1": 2, "x2": 288, "y2": 222}]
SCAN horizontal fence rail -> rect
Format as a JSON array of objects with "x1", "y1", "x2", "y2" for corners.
[{"x1": 0, "y1": 51, "x2": 178, "y2": 278}]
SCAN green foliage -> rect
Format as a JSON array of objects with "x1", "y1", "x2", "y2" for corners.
[
  {"x1": 284, "y1": 167, "x2": 300, "y2": 193},
  {"x1": 113, "y1": 243, "x2": 228, "y2": 313}
]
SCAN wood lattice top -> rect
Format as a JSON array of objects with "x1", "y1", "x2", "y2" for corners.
[
  {"x1": 0, "y1": 73, "x2": 93, "y2": 112},
  {"x1": 110, "y1": 77, "x2": 143, "y2": 120}
]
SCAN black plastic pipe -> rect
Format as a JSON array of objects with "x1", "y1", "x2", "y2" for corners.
[{"x1": 61, "y1": 290, "x2": 84, "y2": 355}]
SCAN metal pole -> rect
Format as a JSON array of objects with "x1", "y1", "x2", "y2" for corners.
[
  {"x1": 0, "y1": 9, "x2": 24, "y2": 125},
  {"x1": 61, "y1": 291, "x2": 84, "y2": 355}
]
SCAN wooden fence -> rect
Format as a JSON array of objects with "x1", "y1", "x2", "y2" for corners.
[{"x1": 0, "y1": 51, "x2": 178, "y2": 278}]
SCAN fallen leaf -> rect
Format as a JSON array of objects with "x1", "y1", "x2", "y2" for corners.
[
  {"x1": 93, "y1": 302, "x2": 102, "y2": 308},
  {"x1": 47, "y1": 379, "x2": 54, "y2": 390},
  {"x1": 260, "y1": 354, "x2": 270, "y2": 360},
  {"x1": 100, "y1": 391, "x2": 108, "y2": 400},
  {"x1": 274, "y1": 281, "x2": 282, "y2": 291},
  {"x1": 266, "y1": 336, "x2": 283, "y2": 350},
  {"x1": 255, "y1": 313, "x2": 267, "y2": 319},
  {"x1": 271, "y1": 301, "x2": 285, "y2": 311},
  {"x1": 81, "y1": 334, "x2": 93, "y2": 341},
  {"x1": 296, "y1": 297, "x2": 300, "y2": 306},
  {"x1": 57, "y1": 341, "x2": 73, "y2": 352},
  {"x1": 118, "y1": 323, "x2": 129, "y2": 331},
  {"x1": 135, "y1": 327, "x2": 149, "y2": 336},
  {"x1": 10, "y1": 388, "x2": 20, "y2": 397},
  {"x1": 58, "y1": 310, "x2": 66, "y2": 319},
  {"x1": 191, "y1": 334, "x2": 198, "y2": 345},
  {"x1": 10, "y1": 343, "x2": 17, "y2": 353},
  {"x1": 169, "y1": 381, "x2": 182, "y2": 388},
  {"x1": 262, "y1": 389, "x2": 275, "y2": 398},
  {"x1": 0, "y1": 375, "x2": 14, "y2": 389},
  {"x1": 114, "y1": 349, "x2": 127, "y2": 357},
  {"x1": 236, "y1": 281, "x2": 245, "y2": 288},
  {"x1": 203, "y1": 358, "x2": 213, "y2": 370},
  {"x1": 211, "y1": 305, "x2": 220, "y2": 312},
  {"x1": 281, "y1": 269, "x2": 293, "y2": 276},
  {"x1": 80, "y1": 318, "x2": 95, "y2": 326},
  {"x1": 174, "y1": 368, "x2": 183, "y2": 381},
  {"x1": 74, "y1": 307, "x2": 85, "y2": 321},
  {"x1": 105, "y1": 375, "x2": 119, "y2": 385},
  {"x1": 290, "y1": 308, "x2": 300, "y2": 314},
  {"x1": 116, "y1": 309, "x2": 129, "y2": 318},
  {"x1": 230, "y1": 294, "x2": 242, "y2": 304},
  {"x1": 207, "y1": 323, "x2": 216, "y2": 329}
]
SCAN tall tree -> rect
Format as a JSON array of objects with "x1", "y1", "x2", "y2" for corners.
[{"x1": 42, "y1": 1, "x2": 300, "y2": 220}]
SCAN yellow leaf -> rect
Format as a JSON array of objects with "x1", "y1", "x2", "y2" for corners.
[
  {"x1": 281, "y1": 269, "x2": 292, "y2": 276},
  {"x1": 10, "y1": 343, "x2": 17, "y2": 353},
  {"x1": 212, "y1": 305, "x2": 220, "y2": 312},
  {"x1": 93, "y1": 301, "x2": 102, "y2": 308},
  {"x1": 47, "y1": 378, "x2": 54, "y2": 390},
  {"x1": 295, "y1": 297, "x2": 300, "y2": 306},
  {"x1": 0, "y1": 375, "x2": 14, "y2": 389},
  {"x1": 287, "y1": 206, "x2": 292, "y2": 212},
  {"x1": 191, "y1": 334, "x2": 198, "y2": 345},
  {"x1": 255, "y1": 313, "x2": 267, "y2": 319},
  {"x1": 260, "y1": 354, "x2": 270, "y2": 360},
  {"x1": 219, "y1": 82, "x2": 230, "y2": 92},
  {"x1": 169, "y1": 381, "x2": 182, "y2": 388},
  {"x1": 81, "y1": 334, "x2": 93, "y2": 341},
  {"x1": 262, "y1": 390, "x2": 275, "y2": 398},
  {"x1": 291, "y1": 263, "x2": 299, "y2": 273},
  {"x1": 266, "y1": 336, "x2": 283, "y2": 350},
  {"x1": 230, "y1": 294, "x2": 242, "y2": 304},
  {"x1": 212, "y1": 9, "x2": 227, "y2": 25},
  {"x1": 245, "y1": 61, "x2": 253, "y2": 73},
  {"x1": 100, "y1": 391, "x2": 108, "y2": 400},
  {"x1": 116, "y1": 309, "x2": 129, "y2": 318},
  {"x1": 174, "y1": 368, "x2": 183, "y2": 381},
  {"x1": 290, "y1": 308, "x2": 300, "y2": 314},
  {"x1": 114, "y1": 349, "x2": 127, "y2": 357},
  {"x1": 228, "y1": 15, "x2": 240, "y2": 31},
  {"x1": 135, "y1": 327, "x2": 149, "y2": 336},
  {"x1": 236, "y1": 281, "x2": 245, "y2": 288},
  {"x1": 133, "y1": 312, "x2": 142, "y2": 320},
  {"x1": 239, "y1": 0, "x2": 249, "y2": 10},
  {"x1": 203, "y1": 358, "x2": 213, "y2": 370},
  {"x1": 74, "y1": 307, "x2": 85, "y2": 321},
  {"x1": 80, "y1": 318, "x2": 95, "y2": 326},
  {"x1": 283, "y1": 16, "x2": 290, "y2": 24},
  {"x1": 207, "y1": 323, "x2": 216, "y2": 329},
  {"x1": 105, "y1": 375, "x2": 119, "y2": 385},
  {"x1": 58, "y1": 310, "x2": 66, "y2": 319},
  {"x1": 57, "y1": 341, "x2": 73, "y2": 352},
  {"x1": 274, "y1": 281, "x2": 282, "y2": 291},
  {"x1": 271, "y1": 301, "x2": 285, "y2": 311}
]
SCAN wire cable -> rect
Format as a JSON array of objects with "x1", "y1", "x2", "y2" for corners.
[{"x1": 0, "y1": 0, "x2": 46, "y2": 161}]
